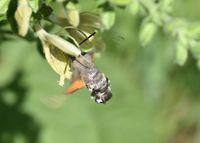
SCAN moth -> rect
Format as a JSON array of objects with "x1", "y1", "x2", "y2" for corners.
[{"x1": 66, "y1": 32, "x2": 112, "y2": 104}]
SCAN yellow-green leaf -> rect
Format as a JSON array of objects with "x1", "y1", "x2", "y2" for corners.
[
  {"x1": 190, "y1": 41, "x2": 200, "y2": 60},
  {"x1": 29, "y1": 0, "x2": 40, "y2": 12},
  {"x1": 101, "y1": 11, "x2": 115, "y2": 30},
  {"x1": 80, "y1": 12, "x2": 102, "y2": 29},
  {"x1": 139, "y1": 22, "x2": 157, "y2": 46},
  {"x1": 127, "y1": 0, "x2": 140, "y2": 15},
  {"x1": 66, "y1": 9, "x2": 80, "y2": 27},
  {"x1": 110, "y1": 0, "x2": 131, "y2": 6},
  {"x1": 175, "y1": 42, "x2": 188, "y2": 66},
  {"x1": 0, "y1": 0, "x2": 10, "y2": 15}
]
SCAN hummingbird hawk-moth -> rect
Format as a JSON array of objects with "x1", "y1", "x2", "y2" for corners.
[{"x1": 66, "y1": 33, "x2": 112, "y2": 104}]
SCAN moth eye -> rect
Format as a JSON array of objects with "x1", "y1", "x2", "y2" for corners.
[
  {"x1": 70, "y1": 56, "x2": 76, "y2": 61},
  {"x1": 91, "y1": 90, "x2": 96, "y2": 97}
]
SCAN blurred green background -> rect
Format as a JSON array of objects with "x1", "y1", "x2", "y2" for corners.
[{"x1": 1, "y1": 0, "x2": 200, "y2": 143}]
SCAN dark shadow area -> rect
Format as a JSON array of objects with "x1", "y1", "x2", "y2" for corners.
[
  {"x1": 0, "y1": 21, "x2": 14, "y2": 44},
  {"x1": 0, "y1": 71, "x2": 40, "y2": 143},
  {"x1": 170, "y1": 54, "x2": 200, "y2": 98}
]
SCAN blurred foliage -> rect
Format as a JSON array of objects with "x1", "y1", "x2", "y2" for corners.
[{"x1": 1, "y1": 0, "x2": 200, "y2": 143}]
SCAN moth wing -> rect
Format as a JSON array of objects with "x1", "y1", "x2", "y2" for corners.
[{"x1": 40, "y1": 94, "x2": 67, "y2": 109}]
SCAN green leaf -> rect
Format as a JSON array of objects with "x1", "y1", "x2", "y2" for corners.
[
  {"x1": 110, "y1": 0, "x2": 131, "y2": 6},
  {"x1": 190, "y1": 41, "x2": 200, "y2": 60},
  {"x1": 0, "y1": 15, "x2": 6, "y2": 21},
  {"x1": 139, "y1": 22, "x2": 157, "y2": 46},
  {"x1": 0, "y1": 0, "x2": 10, "y2": 15},
  {"x1": 65, "y1": 2, "x2": 80, "y2": 28},
  {"x1": 159, "y1": 0, "x2": 173, "y2": 13},
  {"x1": 175, "y1": 41, "x2": 188, "y2": 66},
  {"x1": 188, "y1": 24, "x2": 200, "y2": 39},
  {"x1": 127, "y1": 0, "x2": 140, "y2": 15},
  {"x1": 80, "y1": 12, "x2": 101, "y2": 29},
  {"x1": 96, "y1": 0, "x2": 107, "y2": 6},
  {"x1": 37, "y1": 3, "x2": 53, "y2": 18},
  {"x1": 197, "y1": 60, "x2": 200, "y2": 69},
  {"x1": 29, "y1": 0, "x2": 40, "y2": 13},
  {"x1": 66, "y1": 9, "x2": 80, "y2": 27},
  {"x1": 101, "y1": 11, "x2": 115, "y2": 30},
  {"x1": 6, "y1": 0, "x2": 18, "y2": 33},
  {"x1": 66, "y1": 2, "x2": 77, "y2": 10}
]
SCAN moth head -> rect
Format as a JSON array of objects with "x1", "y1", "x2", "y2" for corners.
[
  {"x1": 96, "y1": 92, "x2": 112, "y2": 104},
  {"x1": 91, "y1": 88, "x2": 112, "y2": 104}
]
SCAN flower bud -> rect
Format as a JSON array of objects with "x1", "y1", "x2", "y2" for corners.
[{"x1": 15, "y1": 0, "x2": 32, "y2": 36}]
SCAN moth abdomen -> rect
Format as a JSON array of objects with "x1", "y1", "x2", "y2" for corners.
[{"x1": 71, "y1": 53, "x2": 112, "y2": 104}]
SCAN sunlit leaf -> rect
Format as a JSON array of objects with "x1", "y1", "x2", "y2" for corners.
[
  {"x1": 29, "y1": 0, "x2": 40, "y2": 12},
  {"x1": 110, "y1": 0, "x2": 131, "y2": 6},
  {"x1": 80, "y1": 12, "x2": 102, "y2": 29},
  {"x1": 127, "y1": 0, "x2": 140, "y2": 15},
  {"x1": 66, "y1": 1, "x2": 78, "y2": 10},
  {"x1": 101, "y1": 11, "x2": 115, "y2": 30},
  {"x1": 56, "y1": 0, "x2": 65, "y2": 2},
  {"x1": 65, "y1": 2, "x2": 80, "y2": 27},
  {"x1": 66, "y1": 9, "x2": 80, "y2": 27},
  {"x1": 188, "y1": 24, "x2": 200, "y2": 39},
  {"x1": 159, "y1": 0, "x2": 173, "y2": 13},
  {"x1": 175, "y1": 41, "x2": 188, "y2": 66},
  {"x1": 0, "y1": 0, "x2": 10, "y2": 15},
  {"x1": 96, "y1": 0, "x2": 107, "y2": 5},
  {"x1": 139, "y1": 22, "x2": 157, "y2": 46},
  {"x1": 0, "y1": 15, "x2": 6, "y2": 21}
]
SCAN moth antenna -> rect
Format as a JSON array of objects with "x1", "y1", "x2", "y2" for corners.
[{"x1": 79, "y1": 32, "x2": 96, "y2": 45}]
